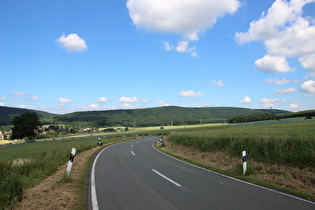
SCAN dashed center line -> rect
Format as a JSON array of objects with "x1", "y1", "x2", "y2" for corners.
[
  {"x1": 152, "y1": 169, "x2": 182, "y2": 187},
  {"x1": 131, "y1": 151, "x2": 135, "y2": 156}
]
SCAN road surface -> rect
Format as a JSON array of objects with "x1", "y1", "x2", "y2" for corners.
[{"x1": 90, "y1": 137, "x2": 315, "y2": 210}]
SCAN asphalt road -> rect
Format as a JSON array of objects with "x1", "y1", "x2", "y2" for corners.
[{"x1": 90, "y1": 137, "x2": 315, "y2": 210}]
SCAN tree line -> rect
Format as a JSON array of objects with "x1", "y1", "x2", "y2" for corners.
[{"x1": 227, "y1": 110, "x2": 315, "y2": 123}]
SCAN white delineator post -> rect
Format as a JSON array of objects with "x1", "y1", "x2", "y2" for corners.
[
  {"x1": 242, "y1": 150, "x2": 247, "y2": 175},
  {"x1": 66, "y1": 148, "x2": 76, "y2": 177}
]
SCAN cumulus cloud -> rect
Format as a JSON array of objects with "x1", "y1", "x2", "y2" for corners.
[
  {"x1": 254, "y1": 55, "x2": 295, "y2": 73},
  {"x1": 97, "y1": 97, "x2": 108, "y2": 103},
  {"x1": 127, "y1": 0, "x2": 240, "y2": 41},
  {"x1": 274, "y1": 88, "x2": 296, "y2": 94},
  {"x1": 179, "y1": 90, "x2": 205, "y2": 97},
  {"x1": 57, "y1": 33, "x2": 87, "y2": 52},
  {"x1": 162, "y1": 41, "x2": 172, "y2": 51},
  {"x1": 289, "y1": 103, "x2": 302, "y2": 110},
  {"x1": 235, "y1": 0, "x2": 315, "y2": 75},
  {"x1": 163, "y1": 40, "x2": 197, "y2": 57},
  {"x1": 0, "y1": 97, "x2": 8, "y2": 101},
  {"x1": 157, "y1": 100, "x2": 169, "y2": 106},
  {"x1": 12, "y1": 92, "x2": 39, "y2": 101},
  {"x1": 118, "y1": 96, "x2": 138, "y2": 103},
  {"x1": 300, "y1": 80, "x2": 315, "y2": 95},
  {"x1": 260, "y1": 98, "x2": 280, "y2": 108},
  {"x1": 210, "y1": 80, "x2": 225, "y2": 87},
  {"x1": 299, "y1": 54, "x2": 315, "y2": 76},
  {"x1": 59, "y1": 98, "x2": 74, "y2": 103},
  {"x1": 89, "y1": 104, "x2": 99, "y2": 108},
  {"x1": 238, "y1": 96, "x2": 252, "y2": 104},
  {"x1": 265, "y1": 78, "x2": 290, "y2": 85}
]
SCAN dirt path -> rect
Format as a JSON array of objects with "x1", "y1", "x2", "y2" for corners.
[{"x1": 9, "y1": 145, "x2": 106, "y2": 210}]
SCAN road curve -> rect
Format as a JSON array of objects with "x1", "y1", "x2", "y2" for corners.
[{"x1": 90, "y1": 137, "x2": 315, "y2": 210}]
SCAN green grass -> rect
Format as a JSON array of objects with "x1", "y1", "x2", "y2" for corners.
[
  {"x1": 168, "y1": 120, "x2": 315, "y2": 168},
  {"x1": 0, "y1": 136, "x2": 122, "y2": 210}
]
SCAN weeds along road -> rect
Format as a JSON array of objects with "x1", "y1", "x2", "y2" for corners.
[{"x1": 90, "y1": 137, "x2": 315, "y2": 210}]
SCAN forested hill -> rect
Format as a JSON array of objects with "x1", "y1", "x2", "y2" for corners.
[
  {"x1": 0, "y1": 105, "x2": 291, "y2": 127},
  {"x1": 53, "y1": 106, "x2": 290, "y2": 127},
  {"x1": 0, "y1": 106, "x2": 56, "y2": 126}
]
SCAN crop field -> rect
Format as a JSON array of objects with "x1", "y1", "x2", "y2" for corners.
[
  {"x1": 0, "y1": 136, "x2": 124, "y2": 209},
  {"x1": 168, "y1": 120, "x2": 315, "y2": 168}
]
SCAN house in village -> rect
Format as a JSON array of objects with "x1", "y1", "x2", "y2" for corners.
[{"x1": 0, "y1": 131, "x2": 3, "y2": 140}]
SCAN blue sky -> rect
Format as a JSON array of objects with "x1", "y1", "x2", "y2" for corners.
[{"x1": 1, "y1": 0, "x2": 315, "y2": 114}]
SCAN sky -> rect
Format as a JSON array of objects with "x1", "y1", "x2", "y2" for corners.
[{"x1": 0, "y1": 0, "x2": 315, "y2": 114}]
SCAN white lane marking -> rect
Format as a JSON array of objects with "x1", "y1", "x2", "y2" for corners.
[
  {"x1": 91, "y1": 144, "x2": 116, "y2": 210},
  {"x1": 131, "y1": 144, "x2": 133, "y2": 147},
  {"x1": 131, "y1": 151, "x2": 135, "y2": 156},
  {"x1": 151, "y1": 142, "x2": 315, "y2": 206},
  {"x1": 152, "y1": 169, "x2": 182, "y2": 187}
]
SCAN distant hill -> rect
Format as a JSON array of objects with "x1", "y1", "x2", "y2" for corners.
[
  {"x1": 53, "y1": 106, "x2": 291, "y2": 127},
  {"x1": 0, "y1": 106, "x2": 57, "y2": 126},
  {"x1": 0, "y1": 105, "x2": 291, "y2": 127}
]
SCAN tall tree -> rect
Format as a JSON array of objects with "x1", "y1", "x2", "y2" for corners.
[{"x1": 11, "y1": 112, "x2": 42, "y2": 140}]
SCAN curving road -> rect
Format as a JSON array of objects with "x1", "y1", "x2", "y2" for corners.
[{"x1": 90, "y1": 137, "x2": 315, "y2": 210}]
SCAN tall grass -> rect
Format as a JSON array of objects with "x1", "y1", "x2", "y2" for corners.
[
  {"x1": 168, "y1": 121, "x2": 315, "y2": 168},
  {"x1": 0, "y1": 136, "x2": 121, "y2": 209}
]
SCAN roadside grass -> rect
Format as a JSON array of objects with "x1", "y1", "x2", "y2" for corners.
[
  {"x1": 156, "y1": 139, "x2": 315, "y2": 201},
  {"x1": 0, "y1": 136, "x2": 122, "y2": 210},
  {"x1": 168, "y1": 120, "x2": 315, "y2": 168}
]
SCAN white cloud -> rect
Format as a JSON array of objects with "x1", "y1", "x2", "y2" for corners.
[
  {"x1": 299, "y1": 54, "x2": 315, "y2": 76},
  {"x1": 274, "y1": 88, "x2": 296, "y2": 94},
  {"x1": 59, "y1": 98, "x2": 74, "y2": 103},
  {"x1": 89, "y1": 104, "x2": 99, "y2": 108},
  {"x1": 0, "y1": 97, "x2": 7, "y2": 101},
  {"x1": 14, "y1": 92, "x2": 29, "y2": 96},
  {"x1": 265, "y1": 78, "x2": 290, "y2": 85},
  {"x1": 179, "y1": 90, "x2": 205, "y2": 97},
  {"x1": 0, "y1": 103, "x2": 5, "y2": 106},
  {"x1": 300, "y1": 80, "x2": 315, "y2": 95},
  {"x1": 289, "y1": 103, "x2": 302, "y2": 110},
  {"x1": 176, "y1": 41, "x2": 188, "y2": 52},
  {"x1": 127, "y1": 0, "x2": 240, "y2": 41},
  {"x1": 32, "y1": 96, "x2": 39, "y2": 101},
  {"x1": 254, "y1": 55, "x2": 295, "y2": 73},
  {"x1": 157, "y1": 100, "x2": 169, "y2": 106},
  {"x1": 97, "y1": 97, "x2": 108, "y2": 103},
  {"x1": 236, "y1": 0, "x2": 315, "y2": 74},
  {"x1": 210, "y1": 80, "x2": 225, "y2": 87},
  {"x1": 260, "y1": 98, "x2": 280, "y2": 108},
  {"x1": 57, "y1": 33, "x2": 87, "y2": 52},
  {"x1": 162, "y1": 41, "x2": 172, "y2": 51},
  {"x1": 238, "y1": 96, "x2": 252, "y2": 104},
  {"x1": 118, "y1": 96, "x2": 138, "y2": 103},
  {"x1": 176, "y1": 41, "x2": 197, "y2": 57},
  {"x1": 142, "y1": 99, "x2": 150, "y2": 103}
]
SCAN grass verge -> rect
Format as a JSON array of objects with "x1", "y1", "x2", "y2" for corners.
[{"x1": 156, "y1": 140, "x2": 315, "y2": 202}]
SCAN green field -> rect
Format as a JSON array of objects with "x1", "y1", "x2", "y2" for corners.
[
  {"x1": 1, "y1": 120, "x2": 314, "y2": 209},
  {"x1": 0, "y1": 136, "x2": 126, "y2": 209},
  {"x1": 168, "y1": 120, "x2": 315, "y2": 168}
]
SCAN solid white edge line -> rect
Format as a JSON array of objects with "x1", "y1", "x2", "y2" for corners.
[
  {"x1": 152, "y1": 169, "x2": 182, "y2": 187},
  {"x1": 91, "y1": 144, "x2": 116, "y2": 210},
  {"x1": 151, "y1": 140, "x2": 315, "y2": 206}
]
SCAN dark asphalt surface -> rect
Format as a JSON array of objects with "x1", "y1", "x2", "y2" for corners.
[{"x1": 91, "y1": 137, "x2": 315, "y2": 210}]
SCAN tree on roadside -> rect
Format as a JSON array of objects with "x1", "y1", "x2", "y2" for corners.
[{"x1": 11, "y1": 112, "x2": 42, "y2": 140}]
